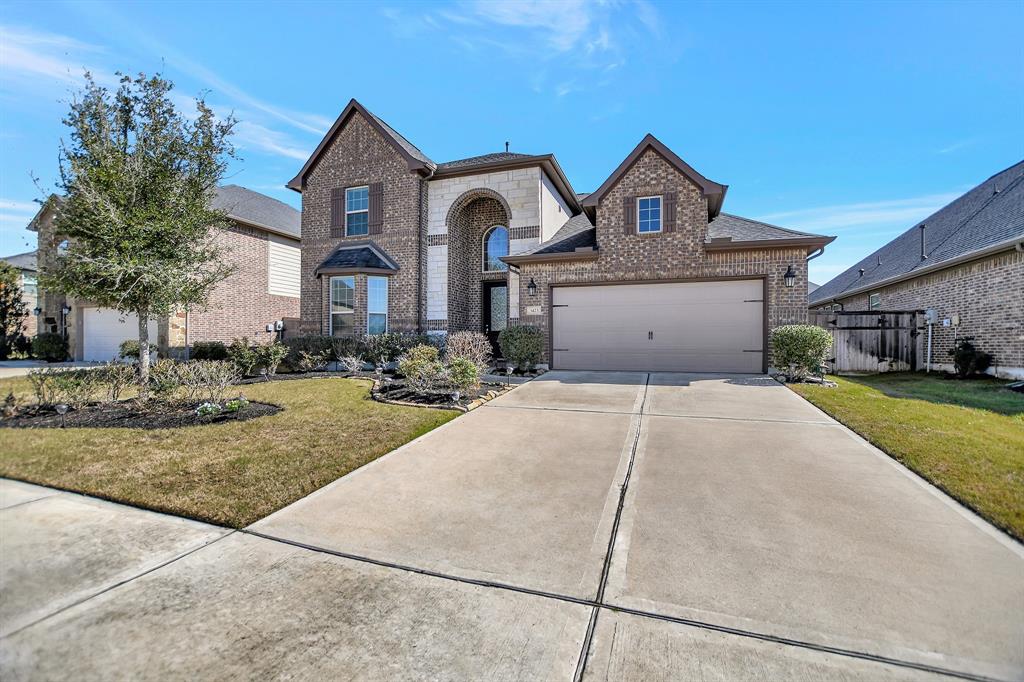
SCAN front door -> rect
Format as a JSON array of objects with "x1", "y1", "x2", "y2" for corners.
[{"x1": 483, "y1": 282, "x2": 508, "y2": 358}]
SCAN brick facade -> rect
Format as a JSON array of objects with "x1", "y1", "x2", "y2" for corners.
[
  {"x1": 447, "y1": 196, "x2": 510, "y2": 333},
  {"x1": 819, "y1": 249, "x2": 1024, "y2": 377}
]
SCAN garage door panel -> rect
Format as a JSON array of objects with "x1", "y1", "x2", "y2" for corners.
[
  {"x1": 82, "y1": 309, "x2": 158, "y2": 363},
  {"x1": 551, "y1": 281, "x2": 763, "y2": 373}
]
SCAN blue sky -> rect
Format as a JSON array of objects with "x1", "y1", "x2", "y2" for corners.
[{"x1": 1, "y1": 0, "x2": 1021, "y2": 284}]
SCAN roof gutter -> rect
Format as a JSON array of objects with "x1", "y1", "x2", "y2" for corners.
[
  {"x1": 227, "y1": 215, "x2": 301, "y2": 242},
  {"x1": 704, "y1": 236, "x2": 835, "y2": 252},
  {"x1": 809, "y1": 234, "x2": 1024, "y2": 306},
  {"x1": 502, "y1": 247, "x2": 600, "y2": 266}
]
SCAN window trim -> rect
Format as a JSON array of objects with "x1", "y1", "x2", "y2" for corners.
[
  {"x1": 367, "y1": 275, "x2": 388, "y2": 335},
  {"x1": 636, "y1": 195, "x2": 663, "y2": 234},
  {"x1": 345, "y1": 185, "x2": 369, "y2": 237},
  {"x1": 868, "y1": 292, "x2": 881, "y2": 310},
  {"x1": 328, "y1": 275, "x2": 355, "y2": 336},
  {"x1": 482, "y1": 225, "x2": 510, "y2": 273}
]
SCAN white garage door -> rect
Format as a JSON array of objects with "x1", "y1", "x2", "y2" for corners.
[
  {"x1": 551, "y1": 280, "x2": 764, "y2": 373},
  {"x1": 82, "y1": 308, "x2": 158, "y2": 362}
]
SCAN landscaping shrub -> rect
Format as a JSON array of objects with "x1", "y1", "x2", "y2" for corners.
[
  {"x1": 99, "y1": 361, "x2": 137, "y2": 402},
  {"x1": 190, "y1": 341, "x2": 228, "y2": 361},
  {"x1": 177, "y1": 360, "x2": 239, "y2": 404},
  {"x1": 227, "y1": 337, "x2": 259, "y2": 376},
  {"x1": 331, "y1": 335, "x2": 366, "y2": 362},
  {"x1": 498, "y1": 325, "x2": 544, "y2": 372},
  {"x1": 445, "y1": 331, "x2": 492, "y2": 371},
  {"x1": 362, "y1": 332, "x2": 406, "y2": 367},
  {"x1": 31, "y1": 333, "x2": 68, "y2": 363},
  {"x1": 255, "y1": 341, "x2": 288, "y2": 377},
  {"x1": 297, "y1": 350, "x2": 330, "y2": 373},
  {"x1": 27, "y1": 367, "x2": 101, "y2": 409},
  {"x1": 224, "y1": 396, "x2": 249, "y2": 413},
  {"x1": 283, "y1": 336, "x2": 335, "y2": 371},
  {"x1": 27, "y1": 368, "x2": 61, "y2": 406},
  {"x1": 338, "y1": 355, "x2": 364, "y2": 373},
  {"x1": 771, "y1": 324, "x2": 833, "y2": 381},
  {"x1": 118, "y1": 339, "x2": 141, "y2": 361},
  {"x1": 398, "y1": 344, "x2": 446, "y2": 393},
  {"x1": 446, "y1": 356, "x2": 480, "y2": 393},
  {"x1": 948, "y1": 337, "x2": 993, "y2": 378},
  {"x1": 148, "y1": 359, "x2": 182, "y2": 400}
]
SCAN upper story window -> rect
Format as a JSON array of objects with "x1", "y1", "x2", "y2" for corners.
[
  {"x1": 483, "y1": 225, "x2": 509, "y2": 272},
  {"x1": 22, "y1": 273, "x2": 37, "y2": 296},
  {"x1": 869, "y1": 292, "x2": 881, "y2": 310},
  {"x1": 346, "y1": 186, "x2": 369, "y2": 237},
  {"x1": 637, "y1": 196, "x2": 662, "y2": 233},
  {"x1": 330, "y1": 276, "x2": 355, "y2": 336}
]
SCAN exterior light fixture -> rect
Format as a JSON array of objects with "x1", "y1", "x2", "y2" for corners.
[
  {"x1": 61, "y1": 304, "x2": 72, "y2": 316},
  {"x1": 527, "y1": 278, "x2": 538, "y2": 297},
  {"x1": 783, "y1": 265, "x2": 796, "y2": 288},
  {"x1": 33, "y1": 307, "x2": 42, "y2": 316}
]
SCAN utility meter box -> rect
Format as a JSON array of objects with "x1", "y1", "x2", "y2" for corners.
[{"x1": 924, "y1": 309, "x2": 938, "y2": 324}]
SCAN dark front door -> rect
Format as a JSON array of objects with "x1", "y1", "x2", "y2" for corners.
[{"x1": 483, "y1": 282, "x2": 508, "y2": 358}]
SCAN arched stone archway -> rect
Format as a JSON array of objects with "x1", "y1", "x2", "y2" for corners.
[{"x1": 446, "y1": 189, "x2": 512, "y2": 336}]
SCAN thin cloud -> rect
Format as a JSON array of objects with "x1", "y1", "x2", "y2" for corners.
[
  {"x1": 0, "y1": 24, "x2": 105, "y2": 86},
  {"x1": 936, "y1": 138, "x2": 978, "y2": 154},
  {"x1": 756, "y1": 192, "x2": 961, "y2": 232}
]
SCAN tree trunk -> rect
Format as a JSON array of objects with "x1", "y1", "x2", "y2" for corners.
[{"x1": 138, "y1": 311, "x2": 151, "y2": 399}]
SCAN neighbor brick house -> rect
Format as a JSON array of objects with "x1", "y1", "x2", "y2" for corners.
[
  {"x1": 290, "y1": 99, "x2": 834, "y2": 373},
  {"x1": 810, "y1": 161, "x2": 1024, "y2": 378},
  {"x1": 29, "y1": 186, "x2": 301, "y2": 361},
  {"x1": 0, "y1": 250, "x2": 37, "y2": 338}
]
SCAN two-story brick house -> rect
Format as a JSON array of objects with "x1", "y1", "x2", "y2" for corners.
[{"x1": 291, "y1": 99, "x2": 834, "y2": 373}]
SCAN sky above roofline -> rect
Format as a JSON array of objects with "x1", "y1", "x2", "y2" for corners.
[{"x1": 1, "y1": 0, "x2": 1022, "y2": 284}]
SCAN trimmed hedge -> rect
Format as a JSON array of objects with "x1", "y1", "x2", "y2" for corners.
[
  {"x1": 498, "y1": 325, "x2": 544, "y2": 372},
  {"x1": 771, "y1": 324, "x2": 832, "y2": 381}
]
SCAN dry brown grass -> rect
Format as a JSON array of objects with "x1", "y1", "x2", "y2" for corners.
[{"x1": 0, "y1": 376, "x2": 457, "y2": 527}]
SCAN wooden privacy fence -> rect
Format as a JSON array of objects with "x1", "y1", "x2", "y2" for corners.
[{"x1": 809, "y1": 310, "x2": 923, "y2": 374}]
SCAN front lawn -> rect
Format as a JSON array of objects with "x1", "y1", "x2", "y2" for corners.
[
  {"x1": 790, "y1": 373, "x2": 1024, "y2": 541},
  {"x1": 0, "y1": 377, "x2": 457, "y2": 527}
]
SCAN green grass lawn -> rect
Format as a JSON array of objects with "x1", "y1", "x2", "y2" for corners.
[
  {"x1": 790, "y1": 373, "x2": 1024, "y2": 541},
  {"x1": 0, "y1": 377, "x2": 457, "y2": 527}
]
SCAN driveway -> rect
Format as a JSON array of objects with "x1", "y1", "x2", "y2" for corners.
[{"x1": 2, "y1": 372, "x2": 1021, "y2": 681}]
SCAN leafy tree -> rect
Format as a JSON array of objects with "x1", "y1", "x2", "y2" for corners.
[
  {"x1": 0, "y1": 262, "x2": 29, "y2": 359},
  {"x1": 43, "y1": 72, "x2": 236, "y2": 394}
]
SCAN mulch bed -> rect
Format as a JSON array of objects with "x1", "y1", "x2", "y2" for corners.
[
  {"x1": 0, "y1": 400, "x2": 281, "y2": 430},
  {"x1": 374, "y1": 379, "x2": 514, "y2": 411}
]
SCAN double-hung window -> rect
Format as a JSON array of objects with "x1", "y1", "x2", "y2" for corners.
[
  {"x1": 367, "y1": 276, "x2": 388, "y2": 335},
  {"x1": 330, "y1": 276, "x2": 355, "y2": 336},
  {"x1": 637, "y1": 196, "x2": 662, "y2": 233},
  {"x1": 345, "y1": 186, "x2": 369, "y2": 237},
  {"x1": 868, "y1": 293, "x2": 881, "y2": 310}
]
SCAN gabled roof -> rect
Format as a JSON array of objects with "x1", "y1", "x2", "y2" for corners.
[
  {"x1": 0, "y1": 250, "x2": 36, "y2": 272},
  {"x1": 705, "y1": 213, "x2": 834, "y2": 251},
  {"x1": 288, "y1": 99, "x2": 436, "y2": 192},
  {"x1": 314, "y1": 240, "x2": 400, "y2": 277},
  {"x1": 810, "y1": 160, "x2": 1024, "y2": 305},
  {"x1": 432, "y1": 152, "x2": 583, "y2": 214},
  {"x1": 581, "y1": 134, "x2": 728, "y2": 219},
  {"x1": 502, "y1": 214, "x2": 598, "y2": 265},
  {"x1": 212, "y1": 185, "x2": 300, "y2": 239}
]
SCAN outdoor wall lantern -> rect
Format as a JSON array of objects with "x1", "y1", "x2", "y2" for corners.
[
  {"x1": 61, "y1": 304, "x2": 72, "y2": 316},
  {"x1": 32, "y1": 306, "x2": 41, "y2": 316},
  {"x1": 527, "y1": 278, "x2": 538, "y2": 297},
  {"x1": 783, "y1": 265, "x2": 796, "y2": 288}
]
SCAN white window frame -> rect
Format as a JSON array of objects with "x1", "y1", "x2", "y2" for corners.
[
  {"x1": 345, "y1": 186, "x2": 369, "y2": 237},
  {"x1": 868, "y1": 292, "x2": 881, "y2": 310},
  {"x1": 482, "y1": 225, "x2": 510, "y2": 273},
  {"x1": 367, "y1": 276, "x2": 388, "y2": 335},
  {"x1": 636, "y1": 195, "x2": 663, "y2": 234},
  {"x1": 329, "y1": 275, "x2": 355, "y2": 336}
]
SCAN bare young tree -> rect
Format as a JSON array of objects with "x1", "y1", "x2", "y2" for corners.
[{"x1": 43, "y1": 72, "x2": 236, "y2": 394}]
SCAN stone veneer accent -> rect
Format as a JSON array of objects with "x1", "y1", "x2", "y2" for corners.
[{"x1": 818, "y1": 249, "x2": 1023, "y2": 377}]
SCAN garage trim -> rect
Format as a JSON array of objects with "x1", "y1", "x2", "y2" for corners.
[{"x1": 547, "y1": 275, "x2": 769, "y2": 373}]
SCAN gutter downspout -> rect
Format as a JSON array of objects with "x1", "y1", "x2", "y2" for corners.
[{"x1": 418, "y1": 167, "x2": 435, "y2": 333}]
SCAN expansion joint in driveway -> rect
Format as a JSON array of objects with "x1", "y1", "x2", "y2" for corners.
[{"x1": 573, "y1": 372, "x2": 651, "y2": 682}]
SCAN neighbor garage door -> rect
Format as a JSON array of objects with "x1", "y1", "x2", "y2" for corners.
[
  {"x1": 82, "y1": 308, "x2": 158, "y2": 362},
  {"x1": 551, "y1": 280, "x2": 764, "y2": 373}
]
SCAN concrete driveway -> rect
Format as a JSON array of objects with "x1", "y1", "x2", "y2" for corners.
[{"x1": 2, "y1": 372, "x2": 1022, "y2": 681}]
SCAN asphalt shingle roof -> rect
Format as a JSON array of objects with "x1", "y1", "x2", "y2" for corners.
[
  {"x1": 366, "y1": 111, "x2": 435, "y2": 170},
  {"x1": 315, "y1": 243, "x2": 399, "y2": 274},
  {"x1": 212, "y1": 185, "x2": 301, "y2": 238},
  {"x1": 0, "y1": 250, "x2": 36, "y2": 272},
  {"x1": 707, "y1": 213, "x2": 823, "y2": 242},
  {"x1": 517, "y1": 214, "x2": 596, "y2": 255},
  {"x1": 437, "y1": 152, "x2": 535, "y2": 171},
  {"x1": 810, "y1": 161, "x2": 1024, "y2": 305}
]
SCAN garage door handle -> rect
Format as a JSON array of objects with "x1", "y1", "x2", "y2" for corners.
[{"x1": 648, "y1": 331, "x2": 653, "y2": 340}]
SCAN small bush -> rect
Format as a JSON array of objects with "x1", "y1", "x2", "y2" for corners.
[
  {"x1": 281, "y1": 336, "x2": 335, "y2": 371},
  {"x1": 297, "y1": 350, "x2": 330, "y2": 373},
  {"x1": 191, "y1": 341, "x2": 228, "y2": 361},
  {"x1": 331, "y1": 335, "x2": 366, "y2": 362},
  {"x1": 948, "y1": 337, "x2": 993, "y2": 378},
  {"x1": 148, "y1": 359, "x2": 181, "y2": 400},
  {"x1": 196, "y1": 402, "x2": 222, "y2": 418},
  {"x1": 498, "y1": 325, "x2": 544, "y2": 372},
  {"x1": 771, "y1": 325, "x2": 832, "y2": 381},
  {"x1": 118, "y1": 339, "x2": 140, "y2": 361},
  {"x1": 255, "y1": 342, "x2": 288, "y2": 377},
  {"x1": 27, "y1": 367, "x2": 101, "y2": 409},
  {"x1": 177, "y1": 360, "x2": 239, "y2": 404},
  {"x1": 398, "y1": 344, "x2": 446, "y2": 393},
  {"x1": 445, "y1": 331, "x2": 492, "y2": 371},
  {"x1": 32, "y1": 333, "x2": 68, "y2": 362},
  {"x1": 362, "y1": 332, "x2": 406, "y2": 367},
  {"x1": 224, "y1": 396, "x2": 249, "y2": 413},
  {"x1": 338, "y1": 355, "x2": 364, "y2": 373},
  {"x1": 227, "y1": 337, "x2": 259, "y2": 376},
  {"x1": 447, "y1": 356, "x2": 480, "y2": 393},
  {"x1": 99, "y1": 361, "x2": 137, "y2": 402}
]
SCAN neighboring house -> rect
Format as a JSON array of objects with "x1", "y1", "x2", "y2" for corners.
[
  {"x1": 808, "y1": 280, "x2": 820, "y2": 296},
  {"x1": 290, "y1": 99, "x2": 834, "y2": 373},
  {"x1": 0, "y1": 250, "x2": 38, "y2": 338},
  {"x1": 810, "y1": 161, "x2": 1024, "y2": 378},
  {"x1": 28, "y1": 186, "x2": 301, "y2": 361}
]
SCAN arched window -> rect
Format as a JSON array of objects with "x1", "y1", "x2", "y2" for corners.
[{"x1": 483, "y1": 226, "x2": 509, "y2": 272}]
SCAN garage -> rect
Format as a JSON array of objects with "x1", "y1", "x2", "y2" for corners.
[
  {"x1": 82, "y1": 308, "x2": 158, "y2": 362},
  {"x1": 550, "y1": 279, "x2": 765, "y2": 373}
]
